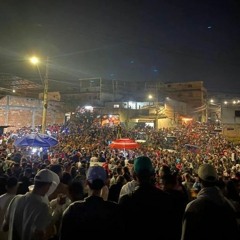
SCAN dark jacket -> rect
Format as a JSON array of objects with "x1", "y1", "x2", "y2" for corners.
[
  {"x1": 119, "y1": 183, "x2": 179, "y2": 240},
  {"x1": 181, "y1": 186, "x2": 239, "y2": 240},
  {"x1": 60, "y1": 195, "x2": 121, "y2": 239}
]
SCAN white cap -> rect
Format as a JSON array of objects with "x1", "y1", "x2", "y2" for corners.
[
  {"x1": 34, "y1": 169, "x2": 55, "y2": 183},
  {"x1": 198, "y1": 164, "x2": 218, "y2": 182},
  {"x1": 34, "y1": 169, "x2": 60, "y2": 197}
]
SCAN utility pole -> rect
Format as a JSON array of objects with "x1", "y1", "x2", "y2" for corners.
[
  {"x1": 155, "y1": 82, "x2": 159, "y2": 130},
  {"x1": 41, "y1": 57, "x2": 49, "y2": 134}
]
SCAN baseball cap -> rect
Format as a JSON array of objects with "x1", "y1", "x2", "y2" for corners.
[
  {"x1": 86, "y1": 165, "x2": 107, "y2": 183},
  {"x1": 33, "y1": 169, "x2": 60, "y2": 196},
  {"x1": 198, "y1": 164, "x2": 218, "y2": 182},
  {"x1": 34, "y1": 169, "x2": 55, "y2": 183},
  {"x1": 134, "y1": 156, "x2": 154, "y2": 175}
]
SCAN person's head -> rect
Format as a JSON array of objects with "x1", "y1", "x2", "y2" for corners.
[
  {"x1": 24, "y1": 168, "x2": 33, "y2": 178},
  {"x1": 134, "y1": 156, "x2": 155, "y2": 184},
  {"x1": 63, "y1": 161, "x2": 72, "y2": 172},
  {"x1": 159, "y1": 165, "x2": 171, "y2": 178},
  {"x1": 61, "y1": 171, "x2": 72, "y2": 185},
  {"x1": 49, "y1": 164, "x2": 63, "y2": 178},
  {"x1": 33, "y1": 169, "x2": 55, "y2": 196},
  {"x1": 86, "y1": 165, "x2": 107, "y2": 191},
  {"x1": 116, "y1": 175, "x2": 126, "y2": 185},
  {"x1": 123, "y1": 166, "x2": 130, "y2": 174},
  {"x1": 161, "y1": 172, "x2": 178, "y2": 190},
  {"x1": 68, "y1": 180, "x2": 84, "y2": 201},
  {"x1": 116, "y1": 166, "x2": 123, "y2": 175},
  {"x1": 198, "y1": 163, "x2": 218, "y2": 187},
  {"x1": 6, "y1": 176, "x2": 19, "y2": 193}
]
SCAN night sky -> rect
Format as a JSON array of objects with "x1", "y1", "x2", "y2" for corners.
[{"x1": 0, "y1": 0, "x2": 240, "y2": 93}]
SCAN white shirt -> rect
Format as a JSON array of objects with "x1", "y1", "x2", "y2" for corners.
[
  {"x1": 4, "y1": 192, "x2": 53, "y2": 240},
  {"x1": 0, "y1": 193, "x2": 16, "y2": 230},
  {"x1": 90, "y1": 156, "x2": 98, "y2": 162},
  {"x1": 118, "y1": 179, "x2": 138, "y2": 201}
]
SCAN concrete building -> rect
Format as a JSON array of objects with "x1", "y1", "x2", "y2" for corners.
[
  {"x1": 104, "y1": 98, "x2": 188, "y2": 129},
  {"x1": 63, "y1": 79, "x2": 207, "y2": 122},
  {"x1": 162, "y1": 81, "x2": 207, "y2": 122},
  {"x1": 221, "y1": 102, "x2": 240, "y2": 140},
  {"x1": 0, "y1": 78, "x2": 208, "y2": 132}
]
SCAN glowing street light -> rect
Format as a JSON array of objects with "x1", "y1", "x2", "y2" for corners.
[
  {"x1": 30, "y1": 56, "x2": 39, "y2": 65},
  {"x1": 30, "y1": 56, "x2": 49, "y2": 134},
  {"x1": 148, "y1": 94, "x2": 153, "y2": 100},
  {"x1": 148, "y1": 93, "x2": 159, "y2": 130}
]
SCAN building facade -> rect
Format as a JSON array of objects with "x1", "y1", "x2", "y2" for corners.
[{"x1": 0, "y1": 95, "x2": 65, "y2": 132}]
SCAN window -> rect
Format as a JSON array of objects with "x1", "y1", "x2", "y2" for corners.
[{"x1": 235, "y1": 110, "x2": 240, "y2": 117}]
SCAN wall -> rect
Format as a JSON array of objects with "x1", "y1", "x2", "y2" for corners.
[
  {"x1": 222, "y1": 105, "x2": 240, "y2": 124},
  {"x1": 163, "y1": 81, "x2": 207, "y2": 122},
  {"x1": 0, "y1": 95, "x2": 65, "y2": 131}
]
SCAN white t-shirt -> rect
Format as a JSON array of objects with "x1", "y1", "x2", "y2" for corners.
[
  {"x1": 118, "y1": 180, "x2": 138, "y2": 201},
  {"x1": 90, "y1": 156, "x2": 98, "y2": 162},
  {"x1": 4, "y1": 192, "x2": 53, "y2": 240},
  {"x1": 0, "y1": 193, "x2": 16, "y2": 230}
]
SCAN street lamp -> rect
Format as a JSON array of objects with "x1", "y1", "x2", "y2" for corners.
[
  {"x1": 30, "y1": 56, "x2": 49, "y2": 134},
  {"x1": 148, "y1": 94, "x2": 159, "y2": 130}
]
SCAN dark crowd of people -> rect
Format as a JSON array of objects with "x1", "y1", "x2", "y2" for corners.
[{"x1": 0, "y1": 118, "x2": 240, "y2": 239}]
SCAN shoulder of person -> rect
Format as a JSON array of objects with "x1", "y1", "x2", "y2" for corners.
[
  {"x1": 62, "y1": 199, "x2": 85, "y2": 215},
  {"x1": 185, "y1": 196, "x2": 230, "y2": 213},
  {"x1": 9, "y1": 194, "x2": 23, "y2": 205},
  {"x1": 69, "y1": 199, "x2": 85, "y2": 207},
  {"x1": 104, "y1": 199, "x2": 119, "y2": 207},
  {"x1": 118, "y1": 191, "x2": 134, "y2": 204},
  {"x1": 184, "y1": 197, "x2": 207, "y2": 212}
]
